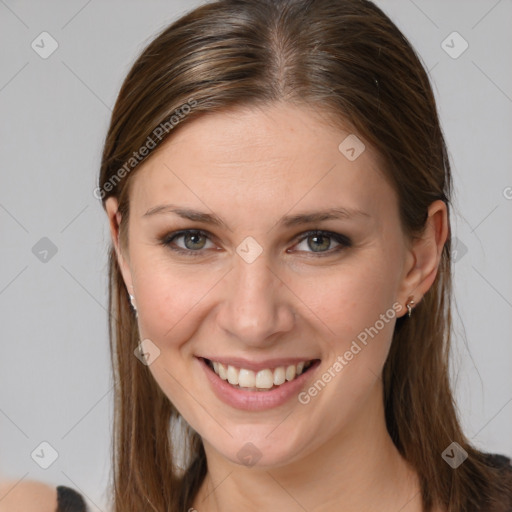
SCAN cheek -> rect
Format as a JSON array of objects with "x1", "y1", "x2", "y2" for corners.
[
  {"x1": 292, "y1": 267, "x2": 399, "y2": 426},
  {"x1": 294, "y1": 260, "x2": 400, "y2": 389},
  {"x1": 135, "y1": 263, "x2": 221, "y2": 350},
  {"x1": 132, "y1": 261, "x2": 223, "y2": 416},
  {"x1": 295, "y1": 258, "x2": 398, "y2": 334}
]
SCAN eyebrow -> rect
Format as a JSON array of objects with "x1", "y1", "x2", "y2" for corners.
[{"x1": 143, "y1": 204, "x2": 371, "y2": 228}]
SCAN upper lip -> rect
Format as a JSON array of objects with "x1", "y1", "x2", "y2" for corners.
[{"x1": 199, "y1": 356, "x2": 319, "y2": 372}]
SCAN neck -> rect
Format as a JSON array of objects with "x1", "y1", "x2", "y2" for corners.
[{"x1": 192, "y1": 380, "x2": 422, "y2": 512}]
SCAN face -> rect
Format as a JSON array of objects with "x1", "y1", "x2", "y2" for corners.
[{"x1": 107, "y1": 102, "x2": 424, "y2": 468}]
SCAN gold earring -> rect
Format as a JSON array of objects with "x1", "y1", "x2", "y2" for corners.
[{"x1": 406, "y1": 297, "x2": 415, "y2": 318}]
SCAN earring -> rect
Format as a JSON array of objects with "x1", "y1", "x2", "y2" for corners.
[
  {"x1": 406, "y1": 296, "x2": 415, "y2": 318},
  {"x1": 129, "y1": 293, "x2": 138, "y2": 316}
]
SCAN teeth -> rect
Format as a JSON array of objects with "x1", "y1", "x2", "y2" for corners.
[
  {"x1": 285, "y1": 365, "x2": 296, "y2": 381},
  {"x1": 227, "y1": 365, "x2": 239, "y2": 385},
  {"x1": 208, "y1": 359, "x2": 313, "y2": 390},
  {"x1": 238, "y1": 368, "x2": 255, "y2": 388},
  {"x1": 273, "y1": 366, "x2": 286, "y2": 385},
  {"x1": 255, "y1": 369, "x2": 274, "y2": 389},
  {"x1": 218, "y1": 363, "x2": 227, "y2": 380}
]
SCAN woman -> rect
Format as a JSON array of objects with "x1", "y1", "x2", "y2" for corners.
[{"x1": 95, "y1": 0, "x2": 512, "y2": 511}]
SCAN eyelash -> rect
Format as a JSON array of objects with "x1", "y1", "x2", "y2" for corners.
[{"x1": 158, "y1": 229, "x2": 352, "y2": 257}]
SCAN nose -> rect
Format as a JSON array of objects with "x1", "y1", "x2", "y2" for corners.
[{"x1": 215, "y1": 253, "x2": 296, "y2": 348}]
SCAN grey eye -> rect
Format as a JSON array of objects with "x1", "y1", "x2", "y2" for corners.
[
  {"x1": 306, "y1": 234, "x2": 332, "y2": 252},
  {"x1": 181, "y1": 232, "x2": 207, "y2": 250}
]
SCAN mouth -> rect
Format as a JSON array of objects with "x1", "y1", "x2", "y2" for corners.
[
  {"x1": 202, "y1": 357, "x2": 318, "y2": 392},
  {"x1": 197, "y1": 356, "x2": 322, "y2": 411}
]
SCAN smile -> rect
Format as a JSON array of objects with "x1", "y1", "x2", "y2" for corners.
[
  {"x1": 205, "y1": 358, "x2": 315, "y2": 391},
  {"x1": 197, "y1": 357, "x2": 321, "y2": 410}
]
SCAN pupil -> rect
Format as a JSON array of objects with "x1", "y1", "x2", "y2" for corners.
[
  {"x1": 185, "y1": 232, "x2": 205, "y2": 250},
  {"x1": 309, "y1": 234, "x2": 330, "y2": 252}
]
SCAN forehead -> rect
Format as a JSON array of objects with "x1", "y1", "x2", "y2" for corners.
[{"x1": 129, "y1": 103, "x2": 396, "y2": 224}]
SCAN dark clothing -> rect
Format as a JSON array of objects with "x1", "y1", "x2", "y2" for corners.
[
  {"x1": 55, "y1": 485, "x2": 88, "y2": 512},
  {"x1": 484, "y1": 453, "x2": 512, "y2": 512}
]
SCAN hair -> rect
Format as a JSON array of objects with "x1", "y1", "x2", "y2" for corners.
[{"x1": 98, "y1": 1, "x2": 512, "y2": 511}]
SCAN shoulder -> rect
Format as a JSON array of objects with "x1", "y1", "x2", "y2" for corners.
[
  {"x1": 0, "y1": 480, "x2": 57, "y2": 512},
  {"x1": 0, "y1": 481, "x2": 88, "y2": 512}
]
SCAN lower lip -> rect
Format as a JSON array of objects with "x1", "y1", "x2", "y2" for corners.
[{"x1": 196, "y1": 357, "x2": 320, "y2": 411}]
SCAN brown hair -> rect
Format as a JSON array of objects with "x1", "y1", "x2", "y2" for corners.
[{"x1": 98, "y1": 1, "x2": 512, "y2": 511}]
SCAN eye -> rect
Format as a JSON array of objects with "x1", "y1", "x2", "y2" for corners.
[
  {"x1": 291, "y1": 230, "x2": 351, "y2": 255},
  {"x1": 159, "y1": 229, "x2": 351, "y2": 257},
  {"x1": 160, "y1": 229, "x2": 216, "y2": 255}
]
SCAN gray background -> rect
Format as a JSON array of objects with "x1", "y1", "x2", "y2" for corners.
[{"x1": 1, "y1": 0, "x2": 511, "y2": 510}]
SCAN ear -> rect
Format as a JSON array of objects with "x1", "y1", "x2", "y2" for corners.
[
  {"x1": 396, "y1": 199, "x2": 449, "y2": 317},
  {"x1": 105, "y1": 197, "x2": 134, "y2": 295}
]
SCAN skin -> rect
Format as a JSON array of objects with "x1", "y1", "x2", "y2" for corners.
[
  {"x1": 106, "y1": 102, "x2": 448, "y2": 512},
  {"x1": 0, "y1": 480, "x2": 57, "y2": 512}
]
